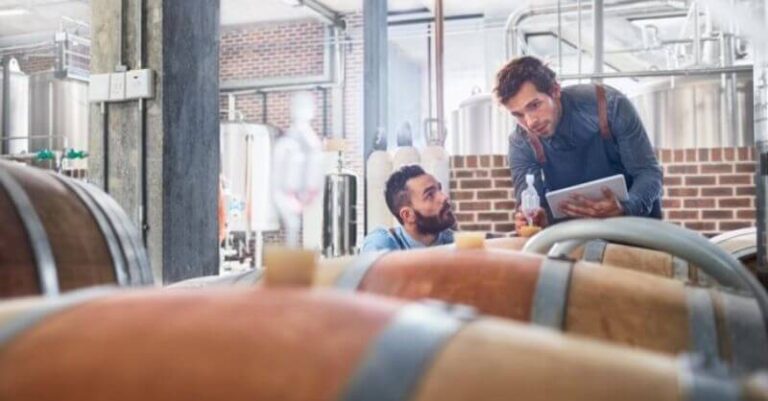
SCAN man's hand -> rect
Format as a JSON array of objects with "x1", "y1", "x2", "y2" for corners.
[
  {"x1": 559, "y1": 187, "x2": 624, "y2": 218},
  {"x1": 514, "y1": 207, "x2": 548, "y2": 235}
]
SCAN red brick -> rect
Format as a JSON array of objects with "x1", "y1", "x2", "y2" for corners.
[
  {"x1": 684, "y1": 221, "x2": 716, "y2": 231},
  {"x1": 450, "y1": 191, "x2": 474, "y2": 201},
  {"x1": 737, "y1": 148, "x2": 750, "y2": 161},
  {"x1": 454, "y1": 212, "x2": 475, "y2": 222},
  {"x1": 477, "y1": 190, "x2": 510, "y2": 200},
  {"x1": 718, "y1": 198, "x2": 751, "y2": 208},
  {"x1": 737, "y1": 210, "x2": 757, "y2": 220},
  {"x1": 668, "y1": 165, "x2": 699, "y2": 174},
  {"x1": 476, "y1": 170, "x2": 489, "y2": 178},
  {"x1": 450, "y1": 156, "x2": 464, "y2": 168},
  {"x1": 494, "y1": 201, "x2": 517, "y2": 210},
  {"x1": 719, "y1": 221, "x2": 753, "y2": 231},
  {"x1": 664, "y1": 177, "x2": 682, "y2": 186},
  {"x1": 700, "y1": 164, "x2": 733, "y2": 174},
  {"x1": 674, "y1": 150, "x2": 685, "y2": 162},
  {"x1": 460, "y1": 224, "x2": 492, "y2": 232},
  {"x1": 450, "y1": 181, "x2": 457, "y2": 190},
  {"x1": 480, "y1": 155, "x2": 491, "y2": 167},
  {"x1": 668, "y1": 210, "x2": 699, "y2": 220},
  {"x1": 684, "y1": 198, "x2": 716, "y2": 208},
  {"x1": 492, "y1": 155, "x2": 507, "y2": 167},
  {"x1": 455, "y1": 170, "x2": 473, "y2": 178},
  {"x1": 736, "y1": 187, "x2": 756, "y2": 196},
  {"x1": 495, "y1": 179, "x2": 514, "y2": 188},
  {"x1": 701, "y1": 187, "x2": 733, "y2": 197},
  {"x1": 724, "y1": 148, "x2": 736, "y2": 161},
  {"x1": 735, "y1": 163, "x2": 757, "y2": 173},
  {"x1": 702, "y1": 210, "x2": 733, "y2": 220},
  {"x1": 459, "y1": 201, "x2": 492, "y2": 212},
  {"x1": 685, "y1": 149, "x2": 697, "y2": 161},
  {"x1": 466, "y1": 156, "x2": 478, "y2": 168},
  {"x1": 711, "y1": 149, "x2": 722, "y2": 161},
  {"x1": 660, "y1": 149, "x2": 672, "y2": 163},
  {"x1": 494, "y1": 223, "x2": 517, "y2": 233},
  {"x1": 698, "y1": 149, "x2": 710, "y2": 162},
  {"x1": 491, "y1": 169, "x2": 510, "y2": 178},
  {"x1": 668, "y1": 188, "x2": 698, "y2": 197},
  {"x1": 719, "y1": 175, "x2": 751, "y2": 185},
  {"x1": 663, "y1": 199, "x2": 682, "y2": 209},
  {"x1": 685, "y1": 176, "x2": 716, "y2": 186},
  {"x1": 478, "y1": 212, "x2": 511, "y2": 222},
  {"x1": 461, "y1": 179, "x2": 492, "y2": 189}
]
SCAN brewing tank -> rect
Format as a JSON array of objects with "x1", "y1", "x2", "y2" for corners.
[
  {"x1": 451, "y1": 90, "x2": 511, "y2": 155},
  {"x1": 220, "y1": 122, "x2": 280, "y2": 233},
  {"x1": 323, "y1": 161, "x2": 358, "y2": 257},
  {"x1": 629, "y1": 72, "x2": 754, "y2": 148},
  {"x1": 27, "y1": 72, "x2": 89, "y2": 169},
  {"x1": 0, "y1": 58, "x2": 29, "y2": 155}
]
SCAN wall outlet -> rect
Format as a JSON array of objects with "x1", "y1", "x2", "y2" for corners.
[
  {"x1": 109, "y1": 72, "x2": 126, "y2": 101},
  {"x1": 125, "y1": 69, "x2": 154, "y2": 100},
  {"x1": 88, "y1": 73, "x2": 111, "y2": 102}
]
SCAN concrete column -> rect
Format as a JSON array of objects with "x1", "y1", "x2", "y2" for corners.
[{"x1": 89, "y1": 0, "x2": 220, "y2": 284}]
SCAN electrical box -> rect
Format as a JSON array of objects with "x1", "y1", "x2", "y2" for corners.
[
  {"x1": 109, "y1": 72, "x2": 126, "y2": 101},
  {"x1": 125, "y1": 69, "x2": 154, "y2": 100},
  {"x1": 88, "y1": 73, "x2": 111, "y2": 103}
]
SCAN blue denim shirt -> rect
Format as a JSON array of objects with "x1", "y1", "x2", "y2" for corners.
[
  {"x1": 508, "y1": 84, "x2": 663, "y2": 223},
  {"x1": 361, "y1": 226, "x2": 455, "y2": 252}
]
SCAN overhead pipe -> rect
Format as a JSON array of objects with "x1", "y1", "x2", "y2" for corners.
[
  {"x1": 504, "y1": 0, "x2": 686, "y2": 60},
  {"x1": 594, "y1": 0, "x2": 604, "y2": 80},
  {"x1": 1, "y1": 56, "x2": 10, "y2": 155},
  {"x1": 435, "y1": 0, "x2": 445, "y2": 145}
]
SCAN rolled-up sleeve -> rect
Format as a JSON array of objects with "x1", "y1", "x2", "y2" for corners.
[{"x1": 610, "y1": 93, "x2": 663, "y2": 217}]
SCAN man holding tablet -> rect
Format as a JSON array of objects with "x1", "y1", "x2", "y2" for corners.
[{"x1": 494, "y1": 56, "x2": 663, "y2": 234}]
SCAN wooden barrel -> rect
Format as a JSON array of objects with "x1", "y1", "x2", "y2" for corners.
[
  {"x1": 484, "y1": 237, "x2": 712, "y2": 284},
  {"x1": 0, "y1": 287, "x2": 761, "y2": 401},
  {"x1": 0, "y1": 161, "x2": 153, "y2": 298},
  {"x1": 309, "y1": 247, "x2": 768, "y2": 372}
]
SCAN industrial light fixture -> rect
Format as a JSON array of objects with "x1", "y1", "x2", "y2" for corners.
[{"x1": 0, "y1": 7, "x2": 29, "y2": 17}]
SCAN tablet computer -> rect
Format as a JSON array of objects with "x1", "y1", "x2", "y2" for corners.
[{"x1": 545, "y1": 174, "x2": 628, "y2": 219}]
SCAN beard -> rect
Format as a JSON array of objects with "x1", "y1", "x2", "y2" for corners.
[{"x1": 414, "y1": 203, "x2": 456, "y2": 235}]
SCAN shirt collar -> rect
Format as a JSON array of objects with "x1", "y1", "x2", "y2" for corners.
[{"x1": 395, "y1": 226, "x2": 453, "y2": 248}]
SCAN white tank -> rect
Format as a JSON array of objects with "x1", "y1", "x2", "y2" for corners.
[
  {"x1": 220, "y1": 122, "x2": 280, "y2": 233},
  {"x1": 420, "y1": 145, "x2": 450, "y2": 195},
  {"x1": 391, "y1": 146, "x2": 420, "y2": 169},
  {"x1": 451, "y1": 90, "x2": 513, "y2": 156},
  {"x1": 0, "y1": 58, "x2": 29, "y2": 155},
  {"x1": 365, "y1": 149, "x2": 393, "y2": 234}
]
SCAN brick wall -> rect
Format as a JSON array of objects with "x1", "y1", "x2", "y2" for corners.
[
  {"x1": 449, "y1": 147, "x2": 757, "y2": 236},
  {"x1": 220, "y1": 15, "x2": 364, "y2": 246}
]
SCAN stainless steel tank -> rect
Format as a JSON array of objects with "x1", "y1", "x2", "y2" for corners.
[
  {"x1": 27, "y1": 72, "x2": 89, "y2": 168},
  {"x1": 630, "y1": 72, "x2": 754, "y2": 148},
  {"x1": 220, "y1": 122, "x2": 280, "y2": 233},
  {"x1": 451, "y1": 90, "x2": 510, "y2": 155},
  {"x1": 323, "y1": 157, "x2": 358, "y2": 257},
  {"x1": 0, "y1": 58, "x2": 30, "y2": 155}
]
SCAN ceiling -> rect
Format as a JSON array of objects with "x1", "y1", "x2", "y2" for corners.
[{"x1": 0, "y1": 0, "x2": 523, "y2": 43}]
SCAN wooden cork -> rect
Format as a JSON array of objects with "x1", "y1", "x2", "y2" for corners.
[
  {"x1": 263, "y1": 247, "x2": 318, "y2": 287},
  {"x1": 454, "y1": 232, "x2": 485, "y2": 250}
]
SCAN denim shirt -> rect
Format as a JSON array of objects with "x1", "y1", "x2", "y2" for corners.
[
  {"x1": 361, "y1": 226, "x2": 455, "y2": 252},
  {"x1": 508, "y1": 84, "x2": 663, "y2": 223}
]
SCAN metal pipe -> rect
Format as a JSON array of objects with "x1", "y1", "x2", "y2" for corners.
[
  {"x1": 504, "y1": 0, "x2": 685, "y2": 59},
  {"x1": 298, "y1": 0, "x2": 345, "y2": 28},
  {"x1": 693, "y1": 1, "x2": 701, "y2": 65},
  {"x1": 136, "y1": 0, "x2": 148, "y2": 243},
  {"x1": 577, "y1": 0, "x2": 582, "y2": 79},
  {"x1": 557, "y1": 0, "x2": 563, "y2": 75},
  {"x1": 260, "y1": 91, "x2": 268, "y2": 123},
  {"x1": 435, "y1": 0, "x2": 445, "y2": 145},
  {"x1": 427, "y1": 24, "x2": 433, "y2": 123},
  {"x1": 593, "y1": 0, "x2": 604, "y2": 80},
  {"x1": 559, "y1": 64, "x2": 751, "y2": 80},
  {"x1": 117, "y1": 0, "x2": 125, "y2": 70},
  {"x1": 1, "y1": 56, "x2": 10, "y2": 155}
]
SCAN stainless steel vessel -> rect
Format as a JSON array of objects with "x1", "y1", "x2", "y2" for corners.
[{"x1": 323, "y1": 156, "x2": 358, "y2": 257}]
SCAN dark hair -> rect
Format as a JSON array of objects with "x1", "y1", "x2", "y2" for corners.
[
  {"x1": 494, "y1": 56, "x2": 558, "y2": 105},
  {"x1": 384, "y1": 164, "x2": 426, "y2": 224}
]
